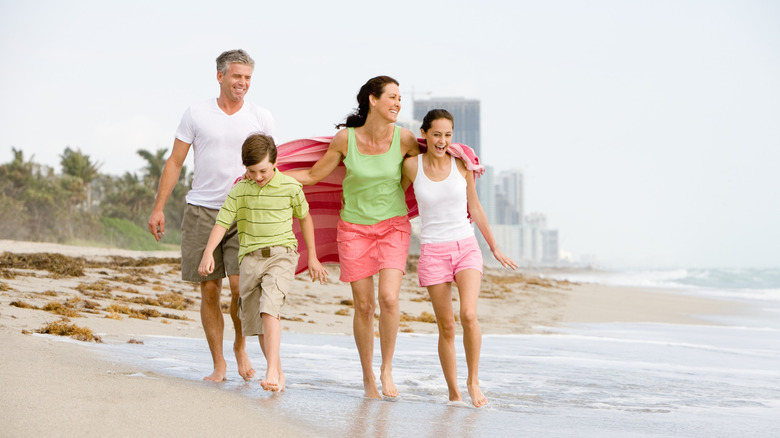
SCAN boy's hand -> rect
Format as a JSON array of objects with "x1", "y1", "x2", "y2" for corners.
[
  {"x1": 198, "y1": 255, "x2": 215, "y2": 277},
  {"x1": 308, "y1": 258, "x2": 329, "y2": 284}
]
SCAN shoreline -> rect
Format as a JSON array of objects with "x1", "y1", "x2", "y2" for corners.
[{"x1": 0, "y1": 239, "x2": 738, "y2": 436}]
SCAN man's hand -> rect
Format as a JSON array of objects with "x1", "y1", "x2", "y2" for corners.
[{"x1": 148, "y1": 210, "x2": 166, "y2": 241}]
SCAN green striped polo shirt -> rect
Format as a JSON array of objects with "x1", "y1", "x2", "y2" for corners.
[{"x1": 215, "y1": 170, "x2": 309, "y2": 263}]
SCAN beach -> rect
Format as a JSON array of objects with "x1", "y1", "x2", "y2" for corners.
[{"x1": 1, "y1": 239, "x2": 777, "y2": 437}]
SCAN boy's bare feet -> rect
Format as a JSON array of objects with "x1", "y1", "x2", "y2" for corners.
[
  {"x1": 234, "y1": 343, "x2": 255, "y2": 381},
  {"x1": 467, "y1": 379, "x2": 487, "y2": 407},
  {"x1": 203, "y1": 359, "x2": 227, "y2": 382},
  {"x1": 364, "y1": 373, "x2": 382, "y2": 399},
  {"x1": 261, "y1": 371, "x2": 280, "y2": 392},
  {"x1": 380, "y1": 367, "x2": 398, "y2": 398}
]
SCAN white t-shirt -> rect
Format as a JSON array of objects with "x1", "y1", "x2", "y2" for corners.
[
  {"x1": 175, "y1": 99, "x2": 275, "y2": 209},
  {"x1": 413, "y1": 155, "x2": 474, "y2": 244}
]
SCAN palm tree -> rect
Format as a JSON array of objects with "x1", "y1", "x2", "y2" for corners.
[
  {"x1": 137, "y1": 148, "x2": 168, "y2": 188},
  {"x1": 60, "y1": 147, "x2": 101, "y2": 211}
]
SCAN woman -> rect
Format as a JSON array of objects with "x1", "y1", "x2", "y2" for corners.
[
  {"x1": 401, "y1": 109, "x2": 517, "y2": 407},
  {"x1": 288, "y1": 76, "x2": 420, "y2": 399}
]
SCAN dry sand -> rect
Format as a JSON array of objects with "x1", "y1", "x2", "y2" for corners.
[{"x1": 0, "y1": 239, "x2": 733, "y2": 437}]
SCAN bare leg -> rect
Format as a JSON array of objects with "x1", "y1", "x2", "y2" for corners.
[
  {"x1": 455, "y1": 269, "x2": 487, "y2": 407},
  {"x1": 260, "y1": 313, "x2": 283, "y2": 392},
  {"x1": 200, "y1": 279, "x2": 227, "y2": 382},
  {"x1": 427, "y1": 282, "x2": 462, "y2": 402},
  {"x1": 228, "y1": 274, "x2": 254, "y2": 381},
  {"x1": 377, "y1": 268, "x2": 403, "y2": 398},
  {"x1": 350, "y1": 276, "x2": 381, "y2": 398}
]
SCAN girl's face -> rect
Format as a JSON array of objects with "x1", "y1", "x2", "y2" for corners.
[
  {"x1": 245, "y1": 156, "x2": 275, "y2": 186},
  {"x1": 421, "y1": 118, "x2": 453, "y2": 157}
]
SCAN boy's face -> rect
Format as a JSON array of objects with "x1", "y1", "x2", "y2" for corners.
[{"x1": 246, "y1": 156, "x2": 275, "y2": 187}]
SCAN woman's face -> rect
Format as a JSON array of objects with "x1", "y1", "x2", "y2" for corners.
[
  {"x1": 370, "y1": 83, "x2": 401, "y2": 122},
  {"x1": 421, "y1": 118, "x2": 453, "y2": 157}
]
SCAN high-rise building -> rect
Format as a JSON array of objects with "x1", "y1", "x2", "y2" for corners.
[
  {"x1": 413, "y1": 97, "x2": 481, "y2": 158},
  {"x1": 495, "y1": 169, "x2": 524, "y2": 225}
]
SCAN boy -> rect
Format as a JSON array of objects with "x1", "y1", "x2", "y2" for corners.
[{"x1": 198, "y1": 133, "x2": 328, "y2": 391}]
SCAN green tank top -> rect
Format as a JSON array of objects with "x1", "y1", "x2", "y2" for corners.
[{"x1": 340, "y1": 126, "x2": 408, "y2": 225}]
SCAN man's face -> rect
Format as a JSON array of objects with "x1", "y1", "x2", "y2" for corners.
[{"x1": 217, "y1": 63, "x2": 253, "y2": 102}]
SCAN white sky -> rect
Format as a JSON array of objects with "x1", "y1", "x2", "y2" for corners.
[{"x1": 1, "y1": 0, "x2": 778, "y2": 269}]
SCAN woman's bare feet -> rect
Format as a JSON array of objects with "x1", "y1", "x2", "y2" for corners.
[
  {"x1": 364, "y1": 373, "x2": 382, "y2": 399},
  {"x1": 467, "y1": 379, "x2": 487, "y2": 407},
  {"x1": 380, "y1": 367, "x2": 398, "y2": 398},
  {"x1": 448, "y1": 386, "x2": 463, "y2": 403}
]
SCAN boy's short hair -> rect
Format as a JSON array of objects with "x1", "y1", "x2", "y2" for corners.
[{"x1": 242, "y1": 133, "x2": 277, "y2": 166}]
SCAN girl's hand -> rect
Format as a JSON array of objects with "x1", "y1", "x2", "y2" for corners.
[{"x1": 492, "y1": 248, "x2": 518, "y2": 270}]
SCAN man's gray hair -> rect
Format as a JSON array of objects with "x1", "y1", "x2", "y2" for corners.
[{"x1": 216, "y1": 49, "x2": 255, "y2": 75}]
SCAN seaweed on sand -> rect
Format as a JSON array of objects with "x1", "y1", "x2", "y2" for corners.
[{"x1": 36, "y1": 318, "x2": 102, "y2": 342}]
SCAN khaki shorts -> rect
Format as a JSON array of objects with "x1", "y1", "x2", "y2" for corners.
[
  {"x1": 238, "y1": 247, "x2": 299, "y2": 336},
  {"x1": 181, "y1": 203, "x2": 240, "y2": 282}
]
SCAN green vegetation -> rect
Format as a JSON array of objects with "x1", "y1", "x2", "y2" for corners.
[{"x1": 0, "y1": 146, "x2": 191, "y2": 250}]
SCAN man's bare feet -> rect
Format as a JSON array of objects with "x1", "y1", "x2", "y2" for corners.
[
  {"x1": 380, "y1": 367, "x2": 398, "y2": 398},
  {"x1": 234, "y1": 343, "x2": 255, "y2": 381},
  {"x1": 467, "y1": 379, "x2": 488, "y2": 407},
  {"x1": 203, "y1": 360, "x2": 227, "y2": 382},
  {"x1": 363, "y1": 373, "x2": 382, "y2": 399}
]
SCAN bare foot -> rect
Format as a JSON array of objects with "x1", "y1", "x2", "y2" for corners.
[
  {"x1": 448, "y1": 387, "x2": 463, "y2": 403},
  {"x1": 234, "y1": 343, "x2": 255, "y2": 381},
  {"x1": 261, "y1": 370, "x2": 280, "y2": 392},
  {"x1": 203, "y1": 360, "x2": 227, "y2": 382},
  {"x1": 467, "y1": 379, "x2": 488, "y2": 407},
  {"x1": 363, "y1": 374, "x2": 382, "y2": 399},
  {"x1": 278, "y1": 371, "x2": 286, "y2": 392},
  {"x1": 380, "y1": 368, "x2": 398, "y2": 398}
]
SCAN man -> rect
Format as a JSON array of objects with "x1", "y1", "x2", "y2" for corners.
[{"x1": 148, "y1": 49, "x2": 275, "y2": 382}]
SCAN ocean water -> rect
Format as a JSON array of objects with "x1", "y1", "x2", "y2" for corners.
[{"x1": 87, "y1": 268, "x2": 780, "y2": 437}]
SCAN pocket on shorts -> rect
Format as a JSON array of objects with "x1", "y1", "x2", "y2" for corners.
[
  {"x1": 390, "y1": 216, "x2": 411, "y2": 236},
  {"x1": 337, "y1": 222, "x2": 362, "y2": 243}
]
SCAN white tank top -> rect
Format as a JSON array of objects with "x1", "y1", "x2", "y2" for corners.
[{"x1": 413, "y1": 155, "x2": 474, "y2": 244}]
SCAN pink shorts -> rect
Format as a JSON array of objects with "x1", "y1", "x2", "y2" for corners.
[
  {"x1": 418, "y1": 235, "x2": 483, "y2": 287},
  {"x1": 337, "y1": 215, "x2": 411, "y2": 282}
]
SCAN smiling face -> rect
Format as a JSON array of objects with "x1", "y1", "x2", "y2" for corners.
[
  {"x1": 421, "y1": 118, "x2": 454, "y2": 157},
  {"x1": 369, "y1": 83, "x2": 401, "y2": 122},
  {"x1": 217, "y1": 63, "x2": 253, "y2": 102},
  {"x1": 245, "y1": 156, "x2": 275, "y2": 187}
]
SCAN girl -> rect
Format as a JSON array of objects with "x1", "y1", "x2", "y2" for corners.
[{"x1": 401, "y1": 109, "x2": 517, "y2": 407}]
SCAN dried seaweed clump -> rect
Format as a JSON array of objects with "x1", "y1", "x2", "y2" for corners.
[
  {"x1": 43, "y1": 302, "x2": 81, "y2": 318},
  {"x1": 36, "y1": 319, "x2": 102, "y2": 342},
  {"x1": 10, "y1": 300, "x2": 39, "y2": 309},
  {"x1": 0, "y1": 252, "x2": 86, "y2": 277},
  {"x1": 400, "y1": 311, "x2": 436, "y2": 323},
  {"x1": 93, "y1": 256, "x2": 181, "y2": 268}
]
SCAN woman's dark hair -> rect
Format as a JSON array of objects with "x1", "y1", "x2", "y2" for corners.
[
  {"x1": 242, "y1": 133, "x2": 277, "y2": 166},
  {"x1": 420, "y1": 109, "x2": 455, "y2": 132},
  {"x1": 336, "y1": 75, "x2": 399, "y2": 129}
]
